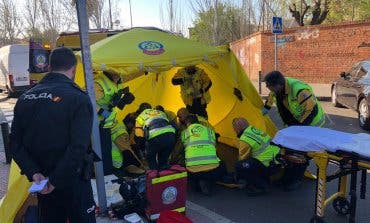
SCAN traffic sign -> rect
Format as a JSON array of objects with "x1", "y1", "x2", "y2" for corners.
[{"x1": 272, "y1": 17, "x2": 283, "y2": 34}]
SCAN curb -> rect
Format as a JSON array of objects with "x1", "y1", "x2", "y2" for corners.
[{"x1": 260, "y1": 95, "x2": 331, "y2": 102}]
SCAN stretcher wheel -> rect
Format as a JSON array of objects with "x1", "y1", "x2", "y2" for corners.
[
  {"x1": 332, "y1": 197, "x2": 350, "y2": 215},
  {"x1": 310, "y1": 216, "x2": 326, "y2": 223}
]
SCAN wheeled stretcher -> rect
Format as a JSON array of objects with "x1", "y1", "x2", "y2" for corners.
[{"x1": 272, "y1": 126, "x2": 370, "y2": 223}]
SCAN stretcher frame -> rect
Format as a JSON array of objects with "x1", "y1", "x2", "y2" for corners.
[{"x1": 284, "y1": 149, "x2": 370, "y2": 223}]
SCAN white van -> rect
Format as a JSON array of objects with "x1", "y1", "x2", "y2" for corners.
[{"x1": 0, "y1": 44, "x2": 30, "y2": 96}]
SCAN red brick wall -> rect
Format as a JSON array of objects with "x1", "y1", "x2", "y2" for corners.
[
  {"x1": 230, "y1": 20, "x2": 370, "y2": 83},
  {"x1": 230, "y1": 33, "x2": 262, "y2": 80}
]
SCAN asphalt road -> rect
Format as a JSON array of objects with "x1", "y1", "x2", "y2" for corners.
[
  {"x1": 187, "y1": 101, "x2": 370, "y2": 223},
  {"x1": 1, "y1": 96, "x2": 369, "y2": 223}
]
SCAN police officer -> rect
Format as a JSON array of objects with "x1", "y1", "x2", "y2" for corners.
[
  {"x1": 182, "y1": 115, "x2": 225, "y2": 195},
  {"x1": 262, "y1": 70, "x2": 325, "y2": 190},
  {"x1": 10, "y1": 47, "x2": 96, "y2": 223},
  {"x1": 172, "y1": 65, "x2": 212, "y2": 119},
  {"x1": 232, "y1": 118, "x2": 280, "y2": 196},
  {"x1": 135, "y1": 103, "x2": 176, "y2": 169}
]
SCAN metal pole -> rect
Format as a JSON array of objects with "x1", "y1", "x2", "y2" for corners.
[
  {"x1": 1, "y1": 122, "x2": 11, "y2": 164},
  {"x1": 76, "y1": 0, "x2": 107, "y2": 214},
  {"x1": 169, "y1": 0, "x2": 174, "y2": 32},
  {"x1": 300, "y1": 0, "x2": 303, "y2": 26},
  {"x1": 129, "y1": 0, "x2": 133, "y2": 28},
  {"x1": 258, "y1": 71, "x2": 262, "y2": 94},
  {"x1": 109, "y1": 0, "x2": 113, "y2": 29},
  {"x1": 274, "y1": 34, "x2": 277, "y2": 70}
]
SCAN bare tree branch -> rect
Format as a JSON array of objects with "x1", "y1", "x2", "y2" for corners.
[
  {"x1": 0, "y1": 0, "x2": 22, "y2": 45},
  {"x1": 311, "y1": 0, "x2": 330, "y2": 25}
]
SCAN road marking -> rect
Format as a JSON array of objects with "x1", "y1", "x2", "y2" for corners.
[{"x1": 186, "y1": 200, "x2": 236, "y2": 223}]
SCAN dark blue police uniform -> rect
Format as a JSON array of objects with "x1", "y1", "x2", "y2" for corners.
[{"x1": 10, "y1": 72, "x2": 96, "y2": 223}]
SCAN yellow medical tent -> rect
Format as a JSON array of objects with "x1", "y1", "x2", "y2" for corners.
[{"x1": 0, "y1": 27, "x2": 277, "y2": 222}]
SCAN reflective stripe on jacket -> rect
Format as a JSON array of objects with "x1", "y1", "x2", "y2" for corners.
[
  {"x1": 182, "y1": 123, "x2": 219, "y2": 167},
  {"x1": 94, "y1": 74, "x2": 123, "y2": 110},
  {"x1": 136, "y1": 109, "x2": 175, "y2": 140},
  {"x1": 286, "y1": 78, "x2": 325, "y2": 127},
  {"x1": 239, "y1": 126, "x2": 280, "y2": 166},
  {"x1": 110, "y1": 122, "x2": 128, "y2": 168}
]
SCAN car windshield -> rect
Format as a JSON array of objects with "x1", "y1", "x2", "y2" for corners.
[{"x1": 357, "y1": 61, "x2": 370, "y2": 84}]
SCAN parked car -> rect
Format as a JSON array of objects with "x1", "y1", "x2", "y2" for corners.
[
  {"x1": 331, "y1": 60, "x2": 370, "y2": 130},
  {"x1": 0, "y1": 44, "x2": 30, "y2": 97}
]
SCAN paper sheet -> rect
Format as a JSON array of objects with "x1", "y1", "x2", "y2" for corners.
[{"x1": 29, "y1": 179, "x2": 48, "y2": 193}]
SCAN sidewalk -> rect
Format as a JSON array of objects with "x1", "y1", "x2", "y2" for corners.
[{"x1": 252, "y1": 81, "x2": 332, "y2": 101}]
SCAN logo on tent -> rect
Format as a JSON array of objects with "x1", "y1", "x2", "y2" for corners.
[{"x1": 138, "y1": 41, "x2": 165, "y2": 55}]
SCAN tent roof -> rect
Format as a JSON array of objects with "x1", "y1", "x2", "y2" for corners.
[{"x1": 88, "y1": 28, "x2": 229, "y2": 77}]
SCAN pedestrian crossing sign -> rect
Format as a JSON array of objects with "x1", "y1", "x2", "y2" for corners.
[{"x1": 272, "y1": 17, "x2": 283, "y2": 34}]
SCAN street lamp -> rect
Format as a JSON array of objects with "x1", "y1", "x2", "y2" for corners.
[
  {"x1": 129, "y1": 0, "x2": 133, "y2": 28},
  {"x1": 109, "y1": 0, "x2": 113, "y2": 29}
]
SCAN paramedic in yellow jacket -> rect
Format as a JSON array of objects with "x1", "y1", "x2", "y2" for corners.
[
  {"x1": 232, "y1": 118, "x2": 280, "y2": 196},
  {"x1": 262, "y1": 70, "x2": 325, "y2": 191},
  {"x1": 94, "y1": 71, "x2": 123, "y2": 128},
  {"x1": 172, "y1": 65, "x2": 212, "y2": 119},
  {"x1": 182, "y1": 115, "x2": 225, "y2": 195},
  {"x1": 155, "y1": 105, "x2": 178, "y2": 130},
  {"x1": 262, "y1": 70, "x2": 325, "y2": 127},
  {"x1": 170, "y1": 107, "x2": 215, "y2": 165},
  {"x1": 176, "y1": 107, "x2": 214, "y2": 131},
  {"x1": 110, "y1": 121, "x2": 145, "y2": 175},
  {"x1": 135, "y1": 103, "x2": 176, "y2": 169}
]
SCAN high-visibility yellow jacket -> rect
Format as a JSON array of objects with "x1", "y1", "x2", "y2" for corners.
[
  {"x1": 173, "y1": 67, "x2": 211, "y2": 106},
  {"x1": 181, "y1": 123, "x2": 219, "y2": 172},
  {"x1": 110, "y1": 122, "x2": 128, "y2": 168},
  {"x1": 135, "y1": 109, "x2": 175, "y2": 140},
  {"x1": 110, "y1": 122, "x2": 143, "y2": 169},
  {"x1": 265, "y1": 78, "x2": 325, "y2": 127},
  {"x1": 94, "y1": 73, "x2": 123, "y2": 110},
  {"x1": 239, "y1": 126, "x2": 280, "y2": 167}
]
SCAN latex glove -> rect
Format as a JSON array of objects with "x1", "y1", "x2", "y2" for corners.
[{"x1": 262, "y1": 107, "x2": 269, "y2": 115}]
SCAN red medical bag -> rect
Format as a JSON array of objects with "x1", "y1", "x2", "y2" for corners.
[
  {"x1": 145, "y1": 165, "x2": 187, "y2": 221},
  {"x1": 157, "y1": 210, "x2": 193, "y2": 223}
]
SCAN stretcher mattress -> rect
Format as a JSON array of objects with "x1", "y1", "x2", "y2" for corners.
[{"x1": 272, "y1": 126, "x2": 370, "y2": 159}]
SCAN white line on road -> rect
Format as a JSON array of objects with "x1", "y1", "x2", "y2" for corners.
[{"x1": 186, "y1": 200, "x2": 236, "y2": 223}]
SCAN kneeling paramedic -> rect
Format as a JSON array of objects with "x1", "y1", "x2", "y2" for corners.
[
  {"x1": 135, "y1": 103, "x2": 176, "y2": 170},
  {"x1": 232, "y1": 117, "x2": 280, "y2": 196},
  {"x1": 110, "y1": 121, "x2": 145, "y2": 175},
  {"x1": 182, "y1": 115, "x2": 225, "y2": 195}
]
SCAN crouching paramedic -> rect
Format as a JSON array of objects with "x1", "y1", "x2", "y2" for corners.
[
  {"x1": 170, "y1": 107, "x2": 216, "y2": 166},
  {"x1": 182, "y1": 115, "x2": 225, "y2": 195},
  {"x1": 232, "y1": 117, "x2": 280, "y2": 196},
  {"x1": 135, "y1": 103, "x2": 176, "y2": 169},
  {"x1": 110, "y1": 121, "x2": 145, "y2": 175}
]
